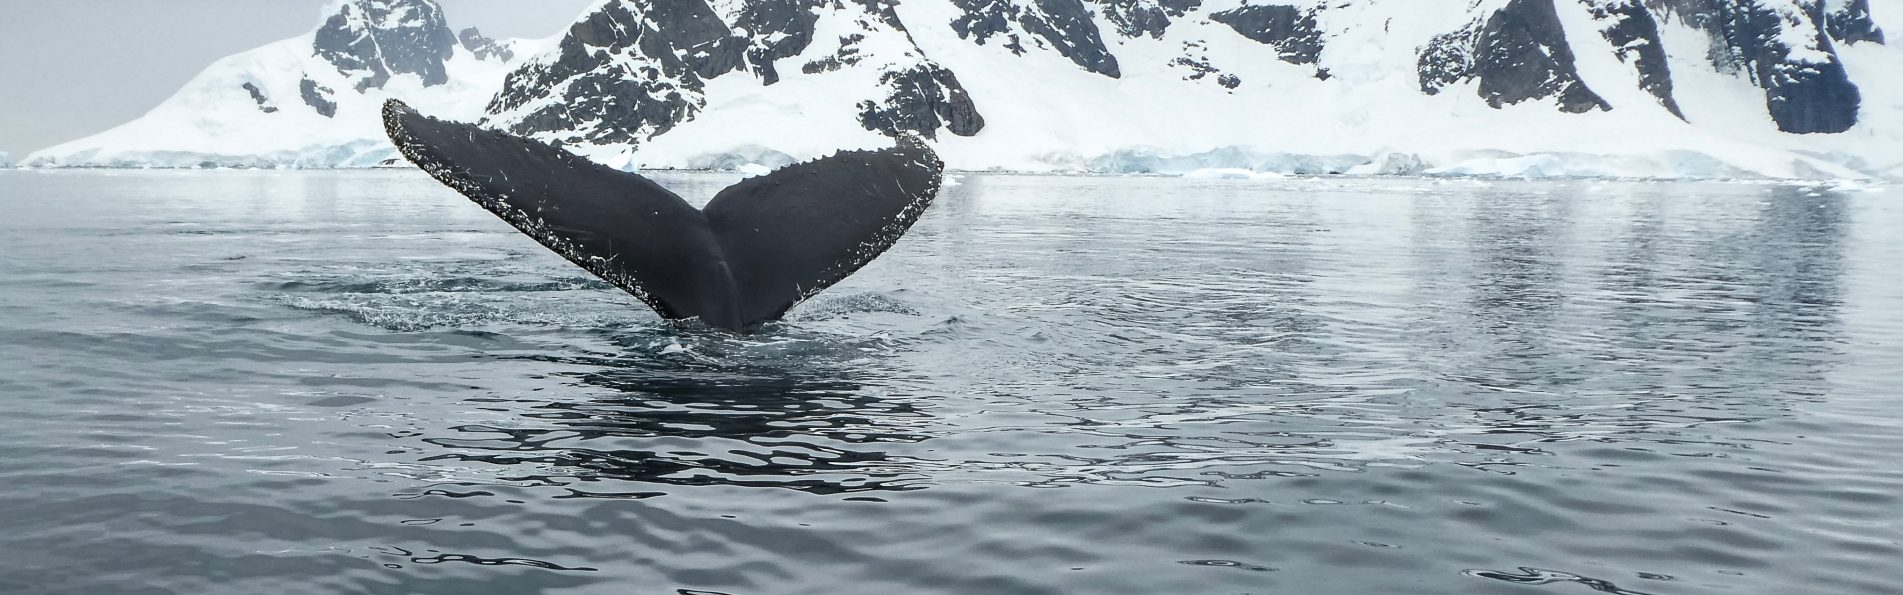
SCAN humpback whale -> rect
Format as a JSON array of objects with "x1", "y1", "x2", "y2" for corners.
[{"x1": 381, "y1": 100, "x2": 944, "y2": 333}]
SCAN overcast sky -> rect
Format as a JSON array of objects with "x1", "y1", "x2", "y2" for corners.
[{"x1": 0, "y1": 0, "x2": 593, "y2": 160}]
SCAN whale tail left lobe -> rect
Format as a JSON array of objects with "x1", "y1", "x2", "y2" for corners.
[{"x1": 382, "y1": 99, "x2": 943, "y2": 332}]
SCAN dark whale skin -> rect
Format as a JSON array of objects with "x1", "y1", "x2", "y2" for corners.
[{"x1": 381, "y1": 99, "x2": 943, "y2": 332}]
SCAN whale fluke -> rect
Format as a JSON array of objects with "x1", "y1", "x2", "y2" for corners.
[{"x1": 381, "y1": 99, "x2": 943, "y2": 332}]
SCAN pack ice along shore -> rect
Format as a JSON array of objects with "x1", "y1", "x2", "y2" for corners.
[{"x1": 22, "y1": 0, "x2": 1903, "y2": 180}]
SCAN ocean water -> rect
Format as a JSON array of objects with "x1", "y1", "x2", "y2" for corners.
[{"x1": 0, "y1": 170, "x2": 1899, "y2": 595}]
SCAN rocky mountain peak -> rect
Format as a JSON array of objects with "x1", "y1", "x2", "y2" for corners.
[
  {"x1": 1420, "y1": 0, "x2": 1612, "y2": 114},
  {"x1": 24, "y1": 0, "x2": 1898, "y2": 178},
  {"x1": 951, "y1": 0, "x2": 1122, "y2": 77},
  {"x1": 484, "y1": 0, "x2": 983, "y2": 149},
  {"x1": 459, "y1": 27, "x2": 516, "y2": 62},
  {"x1": 481, "y1": 0, "x2": 748, "y2": 147},
  {"x1": 313, "y1": 0, "x2": 458, "y2": 91}
]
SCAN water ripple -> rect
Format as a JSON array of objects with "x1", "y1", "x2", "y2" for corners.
[{"x1": 1, "y1": 171, "x2": 1899, "y2": 594}]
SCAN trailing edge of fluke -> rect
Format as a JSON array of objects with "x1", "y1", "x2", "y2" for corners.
[{"x1": 381, "y1": 99, "x2": 944, "y2": 332}]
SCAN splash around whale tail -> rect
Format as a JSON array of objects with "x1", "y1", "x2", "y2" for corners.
[{"x1": 381, "y1": 99, "x2": 944, "y2": 332}]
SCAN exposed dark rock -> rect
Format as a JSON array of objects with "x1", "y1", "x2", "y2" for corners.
[
  {"x1": 1170, "y1": 40, "x2": 1241, "y2": 88},
  {"x1": 858, "y1": 65, "x2": 985, "y2": 138},
  {"x1": 1715, "y1": 1, "x2": 1860, "y2": 133},
  {"x1": 1159, "y1": 0, "x2": 1200, "y2": 13},
  {"x1": 314, "y1": 11, "x2": 385, "y2": 89},
  {"x1": 1099, "y1": 0, "x2": 1170, "y2": 38},
  {"x1": 736, "y1": 0, "x2": 824, "y2": 84},
  {"x1": 1173, "y1": 55, "x2": 1218, "y2": 79},
  {"x1": 847, "y1": 0, "x2": 910, "y2": 30},
  {"x1": 486, "y1": 0, "x2": 746, "y2": 144},
  {"x1": 314, "y1": 18, "x2": 388, "y2": 90},
  {"x1": 1648, "y1": 0, "x2": 1864, "y2": 132},
  {"x1": 1825, "y1": 0, "x2": 1885, "y2": 45},
  {"x1": 802, "y1": 57, "x2": 842, "y2": 75},
  {"x1": 484, "y1": 0, "x2": 989, "y2": 145},
  {"x1": 950, "y1": 0, "x2": 1121, "y2": 77},
  {"x1": 1419, "y1": 0, "x2": 1610, "y2": 114},
  {"x1": 300, "y1": 79, "x2": 338, "y2": 118},
  {"x1": 1418, "y1": 29, "x2": 1471, "y2": 91},
  {"x1": 1026, "y1": 0, "x2": 1121, "y2": 77},
  {"x1": 950, "y1": 0, "x2": 1021, "y2": 50},
  {"x1": 1643, "y1": 0, "x2": 1744, "y2": 72},
  {"x1": 1474, "y1": 0, "x2": 1608, "y2": 112},
  {"x1": 458, "y1": 27, "x2": 515, "y2": 62},
  {"x1": 803, "y1": 34, "x2": 868, "y2": 75},
  {"x1": 1644, "y1": 0, "x2": 1724, "y2": 30},
  {"x1": 1584, "y1": 0, "x2": 1683, "y2": 118},
  {"x1": 241, "y1": 82, "x2": 279, "y2": 113},
  {"x1": 1094, "y1": 0, "x2": 1201, "y2": 38},
  {"x1": 313, "y1": 0, "x2": 456, "y2": 91},
  {"x1": 1210, "y1": 4, "x2": 1324, "y2": 65},
  {"x1": 572, "y1": 0, "x2": 745, "y2": 80}
]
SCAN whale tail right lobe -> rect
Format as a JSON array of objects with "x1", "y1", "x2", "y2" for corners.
[{"x1": 382, "y1": 100, "x2": 943, "y2": 332}]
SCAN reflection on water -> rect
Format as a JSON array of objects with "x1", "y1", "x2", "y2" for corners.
[
  {"x1": 423, "y1": 355, "x2": 932, "y2": 497},
  {"x1": 0, "y1": 171, "x2": 1899, "y2": 595}
]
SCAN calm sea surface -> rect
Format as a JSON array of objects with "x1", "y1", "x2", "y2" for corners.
[{"x1": 0, "y1": 170, "x2": 1899, "y2": 594}]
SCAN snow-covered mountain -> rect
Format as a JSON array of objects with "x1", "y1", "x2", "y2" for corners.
[
  {"x1": 24, "y1": 0, "x2": 530, "y2": 168},
  {"x1": 26, "y1": 0, "x2": 1903, "y2": 179}
]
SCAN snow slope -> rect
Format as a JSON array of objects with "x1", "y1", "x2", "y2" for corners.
[
  {"x1": 24, "y1": 0, "x2": 1903, "y2": 180},
  {"x1": 23, "y1": 0, "x2": 535, "y2": 169},
  {"x1": 490, "y1": 0, "x2": 1903, "y2": 180}
]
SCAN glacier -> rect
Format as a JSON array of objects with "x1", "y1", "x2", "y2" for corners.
[{"x1": 21, "y1": 0, "x2": 1903, "y2": 181}]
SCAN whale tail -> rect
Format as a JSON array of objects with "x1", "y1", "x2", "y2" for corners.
[{"x1": 381, "y1": 99, "x2": 943, "y2": 332}]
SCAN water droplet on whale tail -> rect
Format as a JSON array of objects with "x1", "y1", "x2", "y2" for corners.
[{"x1": 380, "y1": 99, "x2": 944, "y2": 333}]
